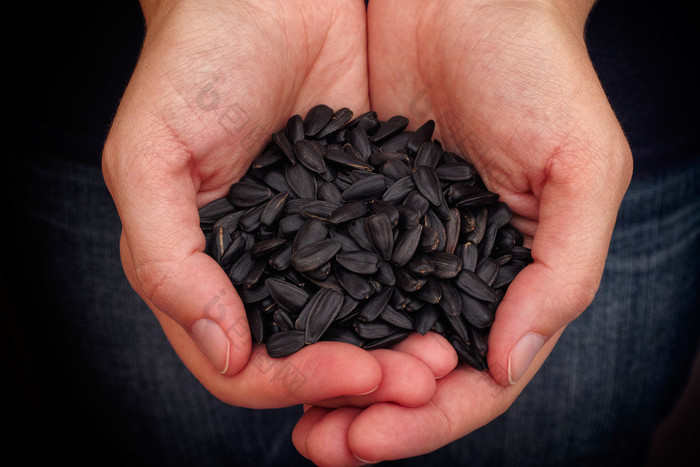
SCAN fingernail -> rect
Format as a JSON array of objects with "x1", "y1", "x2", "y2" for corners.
[
  {"x1": 354, "y1": 455, "x2": 379, "y2": 465},
  {"x1": 191, "y1": 319, "x2": 231, "y2": 374},
  {"x1": 354, "y1": 384, "x2": 379, "y2": 396},
  {"x1": 508, "y1": 332, "x2": 546, "y2": 385}
]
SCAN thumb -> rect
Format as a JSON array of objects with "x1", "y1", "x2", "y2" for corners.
[
  {"x1": 103, "y1": 114, "x2": 255, "y2": 377},
  {"x1": 487, "y1": 142, "x2": 632, "y2": 386}
]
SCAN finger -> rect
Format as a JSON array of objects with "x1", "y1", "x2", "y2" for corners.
[
  {"x1": 487, "y1": 125, "x2": 632, "y2": 386},
  {"x1": 123, "y1": 235, "x2": 384, "y2": 408},
  {"x1": 312, "y1": 348, "x2": 436, "y2": 409},
  {"x1": 155, "y1": 305, "x2": 384, "y2": 408},
  {"x1": 119, "y1": 229, "x2": 251, "y2": 377},
  {"x1": 301, "y1": 407, "x2": 367, "y2": 467},
  {"x1": 345, "y1": 329, "x2": 562, "y2": 462},
  {"x1": 390, "y1": 331, "x2": 458, "y2": 379},
  {"x1": 292, "y1": 406, "x2": 332, "y2": 461}
]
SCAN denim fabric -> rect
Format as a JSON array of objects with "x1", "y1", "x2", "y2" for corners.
[
  {"x1": 387, "y1": 158, "x2": 700, "y2": 467},
  {"x1": 2, "y1": 156, "x2": 313, "y2": 467},
  {"x1": 3, "y1": 154, "x2": 699, "y2": 466}
]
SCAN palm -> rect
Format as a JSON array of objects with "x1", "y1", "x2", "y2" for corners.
[
  {"x1": 103, "y1": 0, "x2": 377, "y2": 405},
  {"x1": 292, "y1": 1, "x2": 633, "y2": 463},
  {"x1": 368, "y1": 0, "x2": 631, "y2": 376},
  {"x1": 130, "y1": 0, "x2": 371, "y2": 204}
]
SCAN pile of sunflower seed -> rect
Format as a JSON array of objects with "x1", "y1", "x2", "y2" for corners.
[{"x1": 199, "y1": 104, "x2": 532, "y2": 370}]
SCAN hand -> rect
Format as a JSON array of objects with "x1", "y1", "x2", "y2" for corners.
[
  {"x1": 102, "y1": 0, "x2": 404, "y2": 408},
  {"x1": 293, "y1": 0, "x2": 633, "y2": 462}
]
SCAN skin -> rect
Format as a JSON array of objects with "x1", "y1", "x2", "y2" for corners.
[
  {"x1": 102, "y1": 0, "x2": 450, "y2": 410},
  {"x1": 293, "y1": 0, "x2": 633, "y2": 464},
  {"x1": 103, "y1": 0, "x2": 633, "y2": 464}
]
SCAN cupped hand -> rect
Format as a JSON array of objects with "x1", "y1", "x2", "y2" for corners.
[
  {"x1": 294, "y1": 0, "x2": 633, "y2": 463},
  {"x1": 102, "y1": 0, "x2": 401, "y2": 408}
]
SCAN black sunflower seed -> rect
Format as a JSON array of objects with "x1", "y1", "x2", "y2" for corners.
[
  {"x1": 402, "y1": 191, "x2": 430, "y2": 217},
  {"x1": 354, "y1": 321, "x2": 401, "y2": 340},
  {"x1": 391, "y1": 223, "x2": 423, "y2": 267},
  {"x1": 220, "y1": 231, "x2": 247, "y2": 268},
  {"x1": 247, "y1": 305, "x2": 265, "y2": 343},
  {"x1": 291, "y1": 238, "x2": 341, "y2": 272},
  {"x1": 407, "y1": 119, "x2": 435, "y2": 153},
  {"x1": 492, "y1": 262, "x2": 525, "y2": 289},
  {"x1": 268, "y1": 242, "x2": 293, "y2": 271},
  {"x1": 240, "y1": 284, "x2": 270, "y2": 304},
  {"x1": 239, "y1": 202, "x2": 267, "y2": 232},
  {"x1": 407, "y1": 252, "x2": 435, "y2": 277},
  {"x1": 412, "y1": 165, "x2": 443, "y2": 206},
  {"x1": 373, "y1": 260, "x2": 397, "y2": 287},
  {"x1": 273, "y1": 308, "x2": 296, "y2": 332},
  {"x1": 212, "y1": 210, "x2": 244, "y2": 236},
  {"x1": 370, "y1": 115, "x2": 409, "y2": 143},
  {"x1": 272, "y1": 131, "x2": 296, "y2": 164},
  {"x1": 278, "y1": 214, "x2": 305, "y2": 238},
  {"x1": 368, "y1": 151, "x2": 410, "y2": 166},
  {"x1": 456, "y1": 190, "x2": 500, "y2": 208},
  {"x1": 330, "y1": 201, "x2": 369, "y2": 224},
  {"x1": 382, "y1": 176, "x2": 416, "y2": 204},
  {"x1": 303, "y1": 289, "x2": 344, "y2": 344},
  {"x1": 266, "y1": 330, "x2": 306, "y2": 358},
  {"x1": 364, "y1": 213, "x2": 394, "y2": 261},
  {"x1": 443, "y1": 207, "x2": 461, "y2": 254},
  {"x1": 414, "y1": 141, "x2": 442, "y2": 168},
  {"x1": 261, "y1": 169, "x2": 295, "y2": 196},
  {"x1": 317, "y1": 107, "x2": 353, "y2": 138},
  {"x1": 356, "y1": 285, "x2": 394, "y2": 322},
  {"x1": 336, "y1": 266, "x2": 375, "y2": 300},
  {"x1": 294, "y1": 139, "x2": 327, "y2": 174},
  {"x1": 414, "y1": 303, "x2": 441, "y2": 335},
  {"x1": 317, "y1": 181, "x2": 344, "y2": 206},
  {"x1": 325, "y1": 147, "x2": 374, "y2": 171},
  {"x1": 379, "y1": 159, "x2": 412, "y2": 181},
  {"x1": 265, "y1": 277, "x2": 310, "y2": 314},
  {"x1": 457, "y1": 241, "x2": 479, "y2": 272},
  {"x1": 209, "y1": 225, "x2": 231, "y2": 264},
  {"x1": 362, "y1": 331, "x2": 410, "y2": 350},
  {"x1": 379, "y1": 131, "x2": 412, "y2": 153},
  {"x1": 445, "y1": 312, "x2": 471, "y2": 344},
  {"x1": 199, "y1": 197, "x2": 235, "y2": 224},
  {"x1": 435, "y1": 162, "x2": 474, "y2": 181},
  {"x1": 341, "y1": 173, "x2": 388, "y2": 201},
  {"x1": 460, "y1": 292, "x2": 495, "y2": 328},
  {"x1": 439, "y1": 280, "x2": 462, "y2": 316},
  {"x1": 260, "y1": 191, "x2": 289, "y2": 227},
  {"x1": 450, "y1": 335, "x2": 488, "y2": 371},
  {"x1": 455, "y1": 269, "x2": 498, "y2": 302},
  {"x1": 299, "y1": 200, "x2": 337, "y2": 222},
  {"x1": 293, "y1": 218, "x2": 329, "y2": 252},
  {"x1": 229, "y1": 250, "x2": 256, "y2": 284},
  {"x1": 349, "y1": 126, "x2": 372, "y2": 160},
  {"x1": 322, "y1": 326, "x2": 365, "y2": 347},
  {"x1": 251, "y1": 237, "x2": 286, "y2": 257},
  {"x1": 304, "y1": 104, "x2": 334, "y2": 136},
  {"x1": 416, "y1": 276, "x2": 442, "y2": 304},
  {"x1": 419, "y1": 225, "x2": 440, "y2": 253},
  {"x1": 395, "y1": 268, "x2": 426, "y2": 292},
  {"x1": 468, "y1": 325, "x2": 489, "y2": 357},
  {"x1": 227, "y1": 180, "x2": 273, "y2": 208},
  {"x1": 380, "y1": 305, "x2": 414, "y2": 329},
  {"x1": 429, "y1": 251, "x2": 463, "y2": 279},
  {"x1": 336, "y1": 250, "x2": 381, "y2": 275},
  {"x1": 475, "y1": 257, "x2": 500, "y2": 287},
  {"x1": 286, "y1": 114, "x2": 305, "y2": 144},
  {"x1": 285, "y1": 163, "x2": 318, "y2": 200}
]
